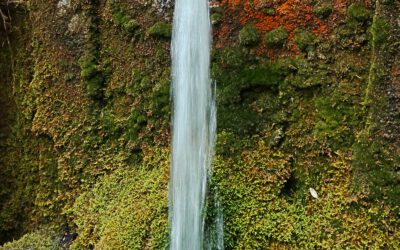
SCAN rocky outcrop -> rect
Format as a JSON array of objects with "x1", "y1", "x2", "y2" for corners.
[{"x1": 0, "y1": 0, "x2": 399, "y2": 249}]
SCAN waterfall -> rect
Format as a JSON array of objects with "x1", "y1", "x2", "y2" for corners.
[
  {"x1": 169, "y1": 0, "x2": 216, "y2": 248},
  {"x1": 205, "y1": 190, "x2": 224, "y2": 250}
]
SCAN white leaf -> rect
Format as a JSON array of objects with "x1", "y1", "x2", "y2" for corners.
[{"x1": 309, "y1": 188, "x2": 319, "y2": 199}]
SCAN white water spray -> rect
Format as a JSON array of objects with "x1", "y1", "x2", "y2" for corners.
[{"x1": 169, "y1": 0, "x2": 216, "y2": 248}]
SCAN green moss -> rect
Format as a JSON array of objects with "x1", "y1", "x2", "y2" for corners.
[
  {"x1": 86, "y1": 75, "x2": 105, "y2": 99},
  {"x1": 147, "y1": 22, "x2": 172, "y2": 38},
  {"x1": 112, "y1": 9, "x2": 130, "y2": 26},
  {"x1": 370, "y1": 17, "x2": 390, "y2": 47},
  {"x1": 0, "y1": 230, "x2": 58, "y2": 250},
  {"x1": 294, "y1": 29, "x2": 316, "y2": 52},
  {"x1": 212, "y1": 48, "x2": 289, "y2": 107},
  {"x1": 2, "y1": 1, "x2": 400, "y2": 248},
  {"x1": 347, "y1": 4, "x2": 371, "y2": 22},
  {"x1": 352, "y1": 135, "x2": 400, "y2": 206},
  {"x1": 211, "y1": 132, "x2": 400, "y2": 248},
  {"x1": 243, "y1": 61, "x2": 287, "y2": 87},
  {"x1": 218, "y1": 104, "x2": 260, "y2": 134},
  {"x1": 281, "y1": 57, "x2": 330, "y2": 89},
  {"x1": 211, "y1": 13, "x2": 223, "y2": 24},
  {"x1": 264, "y1": 26, "x2": 288, "y2": 48},
  {"x1": 122, "y1": 19, "x2": 139, "y2": 34},
  {"x1": 239, "y1": 24, "x2": 260, "y2": 46},
  {"x1": 211, "y1": 6, "x2": 224, "y2": 14},
  {"x1": 69, "y1": 148, "x2": 169, "y2": 250},
  {"x1": 79, "y1": 53, "x2": 104, "y2": 99},
  {"x1": 212, "y1": 49, "x2": 309, "y2": 136},
  {"x1": 208, "y1": 40, "x2": 398, "y2": 247},
  {"x1": 351, "y1": 5, "x2": 399, "y2": 208},
  {"x1": 313, "y1": 82, "x2": 363, "y2": 149},
  {"x1": 109, "y1": 4, "x2": 140, "y2": 36},
  {"x1": 313, "y1": 2, "x2": 333, "y2": 19},
  {"x1": 101, "y1": 57, "x2": 113, "y2": 80},
  {"x1": 80, "y1": 64, "x2": 97, "y2": 79},
  {"x1": 151, "y1": 70, "x2": 171, "y2": 116},
  {"x1": 334, "y1": 16, "x2": 370, "y2": 49}
]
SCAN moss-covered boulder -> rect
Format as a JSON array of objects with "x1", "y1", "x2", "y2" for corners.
[
  {"x1": 239, "y1": 24, "x2": 260, "y2": 46},
  {"x1": 294, "y1": 29, "x2": 316, "y2": 52},
  {"x1": 264, "y1": 26, "x2": 288, "y2": 48},
  {"x1": 211, "y1": 13, "x2": 223, "y2": 25}
]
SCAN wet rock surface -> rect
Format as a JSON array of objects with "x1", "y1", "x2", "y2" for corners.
[{"x1": 0, "y1": 0, "x2": 399, "y2": 249}]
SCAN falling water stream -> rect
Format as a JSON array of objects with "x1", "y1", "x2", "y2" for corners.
[{"x1": 169, "y1": 0, "x2": 217, "y2": 249}]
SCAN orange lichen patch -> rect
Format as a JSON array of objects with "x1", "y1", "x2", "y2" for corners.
[
  {"x1": 215, "y1": 25, "x2": 236, "y2": 49},
  {"x1": 215, "y1": 0, "x2": 326, "y2": 53},
  {"x1": 222, "y1": 0, "x2": 247, "y2": 8},
  {"x1": 214, "y1": 0, "x2": 352, "y2": 55}
]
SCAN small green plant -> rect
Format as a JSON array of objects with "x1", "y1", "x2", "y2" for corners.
[
  {"x1": 264, "y1": 26, "x2": 288, "y2": 48},
  {"x1": 239, "y1": 24, "x2": 260, "y2": 46},
  {"x1": 147, "y1": 22, "x2": 172, "y2": 38},
  {"x1": 69, "y1": 148, "x2": 170, "y2": 249}
]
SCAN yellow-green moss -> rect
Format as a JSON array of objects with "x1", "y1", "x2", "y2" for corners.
[
  {"x1": 1, "y1": 0, "x2": 400, "y2": 248},
  {"x1": 147, "y1": 22, "x2": 172, "y2": 38},
  {"x1": 69, "y1": 147, "x2": 169, "y2": 250},
  {"x1": 0, "y1": 229, "x2": 58, "y2": 250},
  {"x1": 210, "y1": 133, "x2": 400, "y2": 248}
]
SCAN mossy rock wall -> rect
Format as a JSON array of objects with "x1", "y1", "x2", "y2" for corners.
[{"x1": 1, "y1": 0, "x2": 399, "y2": 249}]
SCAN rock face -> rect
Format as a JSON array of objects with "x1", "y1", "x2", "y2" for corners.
[{"x1": 0, "y1": 0, "x2": 399, "y2": 249}]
